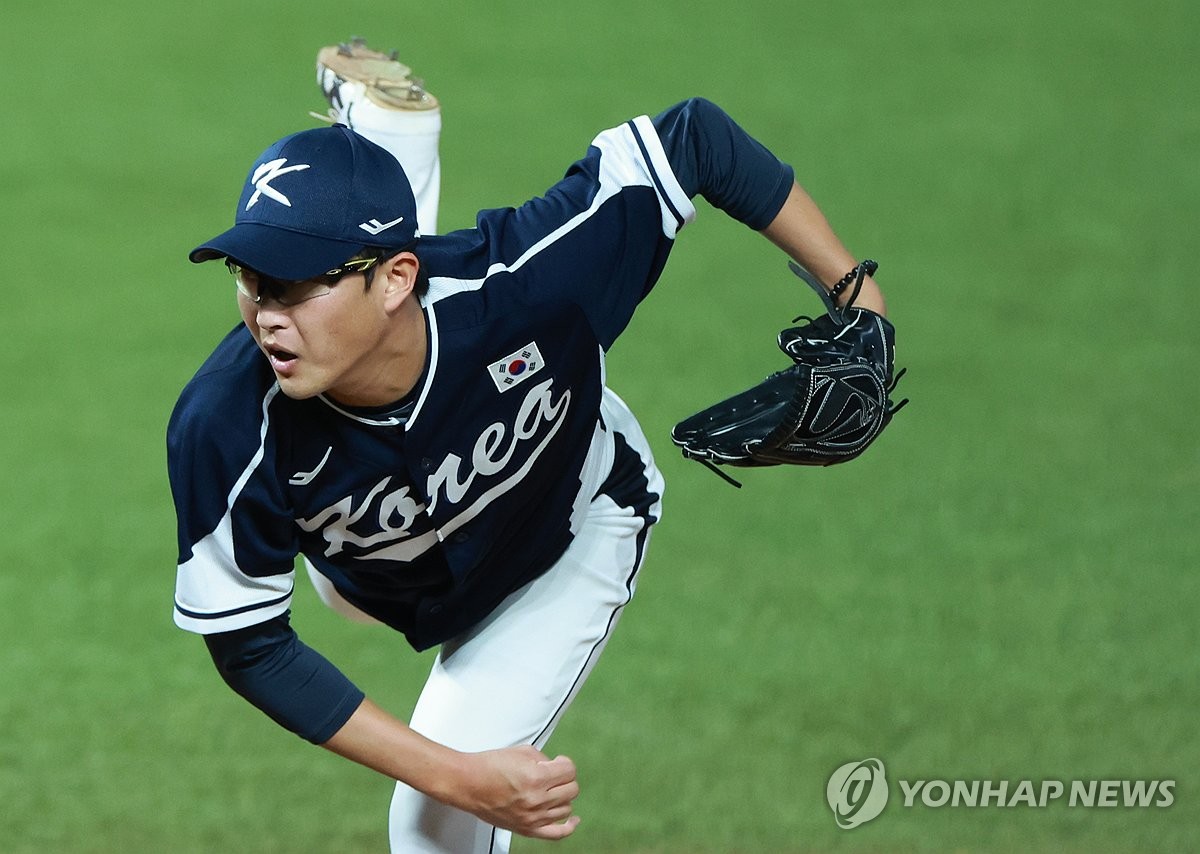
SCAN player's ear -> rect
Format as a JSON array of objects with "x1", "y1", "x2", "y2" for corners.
[{"x1": 378, "y1": 252, "x2": 419, "y2": 312}]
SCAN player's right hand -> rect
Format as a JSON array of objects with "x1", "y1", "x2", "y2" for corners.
[{"x1": 456, "y1": 745, "x2": 581, "y2": 840}]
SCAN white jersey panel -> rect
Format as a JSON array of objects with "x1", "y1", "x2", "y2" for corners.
[
  {"x1": 173, "y1": 385, "x2": 296, "y2": 634},
  {"x1": 424, "y1": 116, "x2": 696, "y2": 306}
]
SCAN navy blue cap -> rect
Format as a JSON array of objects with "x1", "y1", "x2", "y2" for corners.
[{"x1": 189, "y1": 124, "x2": 418, "y2": 280}]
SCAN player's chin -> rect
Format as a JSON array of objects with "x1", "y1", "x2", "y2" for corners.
[
  {"x1": 273, "y1": 372, "x2": 324, "y2": 401},
  {"x1": 265, "y1": 354, "x2": 321, "y2": 399}
]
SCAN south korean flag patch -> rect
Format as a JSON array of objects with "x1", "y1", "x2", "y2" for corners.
[{"x1": 488, "y1": 342, "x2": 545, "y2": 393}]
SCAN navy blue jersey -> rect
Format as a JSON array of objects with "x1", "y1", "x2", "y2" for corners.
[{"x1": 169, "y1": 99, "x2": 793, "y2": 652}]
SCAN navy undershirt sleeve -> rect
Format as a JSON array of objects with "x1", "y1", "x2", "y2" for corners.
[
  {"x1": 651, "y1": 97, "x2": 795, "y2": 230},
  {"x1": 204, "y1": 613, "x2": 365, "y2": 744}
]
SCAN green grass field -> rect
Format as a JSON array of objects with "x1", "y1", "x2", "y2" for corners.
[{"x1": 2, "y1": 0, "x2": 1196, "y2": 851}]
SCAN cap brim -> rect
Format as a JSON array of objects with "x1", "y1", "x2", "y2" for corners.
[{"x1": 188, "y1": 222, "x2": 368, "y2": 281}]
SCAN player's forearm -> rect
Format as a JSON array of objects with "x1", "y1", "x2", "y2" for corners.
[
  {"x1": 320, "y1": 697, "x2": 465, "y2": 800},
  {"x1": 322, "y1": 699, "x2": 582, "y2": 840},
  {"x1": 762, "y1": 182, "x2": 886, "y2": 316}
]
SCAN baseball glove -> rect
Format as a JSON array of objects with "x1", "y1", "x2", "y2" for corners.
[{"x1": 671, "y1": 259, "x2": 906, "y2": 487}]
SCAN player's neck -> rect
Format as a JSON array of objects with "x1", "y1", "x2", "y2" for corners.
[{"x1": 326, "y1": 298, "x2": 429, "y2": 408}]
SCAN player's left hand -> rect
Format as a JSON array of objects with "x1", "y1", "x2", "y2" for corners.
[{"x1": 454, "y1": 745, "x2": 582, "y2": 839}]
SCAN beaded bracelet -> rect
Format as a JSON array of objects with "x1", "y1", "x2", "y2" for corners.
[{"x1": 829, "y1": 259, "x2": 879, "y2": 302}]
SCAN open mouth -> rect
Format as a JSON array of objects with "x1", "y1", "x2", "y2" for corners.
[{"x1": 264, "y1": 345, "x2": 299, "y2": 374}]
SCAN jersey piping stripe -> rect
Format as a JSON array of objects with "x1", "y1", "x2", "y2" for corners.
[
  {"x1": 423, "y1": 189, "x2": 611, "y2": 305},
  {"x1": 627, "y1": 117, "x2": 684, "y2": 232},
  {"x1": 425, "y1": 119, "x2": 695, "y2": 307},
  {"x1": 174, "y1": 588, "x2": 294, "y2": 621},
  {"x1": 313, "y1": 301, "x2": 440, "y2": 429},
  {"x1": 316, "y1": 395, "x2": 403, "y2": 426},
  {"x1": 406, "y1": 298, "x2": 440, "y2": 429},
  {"x1": 629, "y1": 114, "x2": 696, "y2": 234},
  {"x1": 233, "y1": 385, "x2": 282, "y2": 508}
]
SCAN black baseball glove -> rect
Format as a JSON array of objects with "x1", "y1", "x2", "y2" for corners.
[{"x1": 671, "y1": 260, "x2": 906, "y2": 487}]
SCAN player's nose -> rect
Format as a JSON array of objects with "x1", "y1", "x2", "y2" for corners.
[{"x1": 254, "y1": 302, "x2": 292, "y2": 330}]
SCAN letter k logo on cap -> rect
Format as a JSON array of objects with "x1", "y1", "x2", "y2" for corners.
[{"x1": 246, "y1": 158, "x2": 311, "y2": 210}]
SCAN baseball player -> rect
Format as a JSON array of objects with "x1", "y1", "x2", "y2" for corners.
[{"x1": 168, "y1": 40, "x2": 885, "y2": 853}]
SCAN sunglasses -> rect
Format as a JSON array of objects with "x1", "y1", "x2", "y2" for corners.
[{"x1": 227, "y1": 255, "x2": 386, "y2": 307}]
